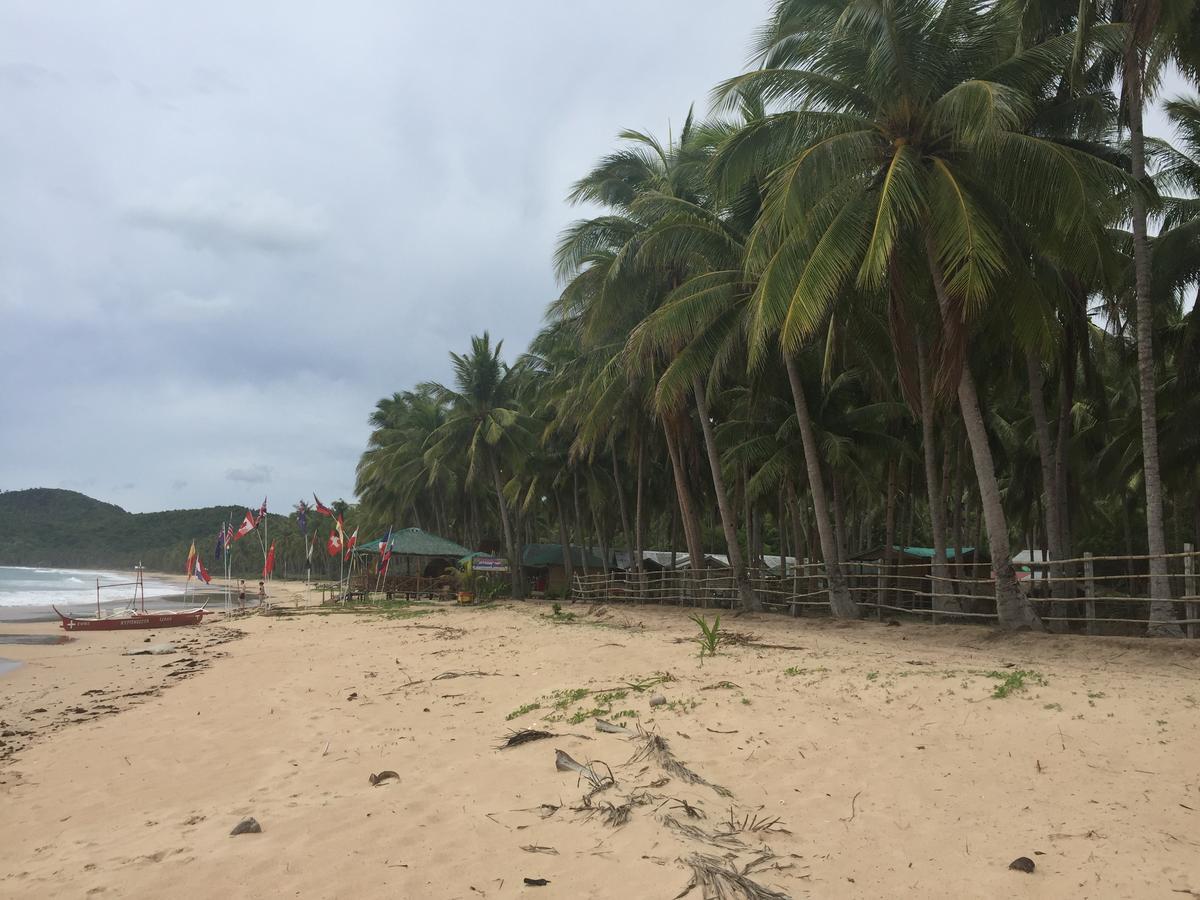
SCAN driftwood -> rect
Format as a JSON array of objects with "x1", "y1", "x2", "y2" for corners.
[
  {"x1": 673, "y1": 852, "x2": 792, "y2": 900},
  {"x1": 631, "y1": 733, "x2": 732, "y2": 798},
  {"x1": 595, "y1": 718, "x2": 637, "y2": 736}
]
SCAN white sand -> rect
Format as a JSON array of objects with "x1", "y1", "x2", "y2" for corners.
[{"x1": 2, "y1": 594, "x2": 1198, "y2": 898}]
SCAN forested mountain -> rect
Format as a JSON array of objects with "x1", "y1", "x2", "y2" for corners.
[{"x1": 0, "y1": 489, "x2": 343, "y2": 580}]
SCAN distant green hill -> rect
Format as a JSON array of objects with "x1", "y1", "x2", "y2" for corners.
[{"x1": 0, "y1": 488, "x2": 338, "y2": 580}]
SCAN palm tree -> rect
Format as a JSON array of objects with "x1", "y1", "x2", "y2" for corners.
[
  {"x1": 424, "y1": 333, "x2": 536, "y2": 598},
  {"x1": 1075, "y1": 0, "x2": 1198, "y2": 634},
  {"x1": 713, "y1": 0, "x2": 1129, "y2": 628},
  {"x1": 554, "y1": 115, "x2": 763, "y2": 610}
]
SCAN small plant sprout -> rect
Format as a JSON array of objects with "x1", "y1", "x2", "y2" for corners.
[{"x1": 690, "y1": 613, "x2": 722, "y2": 662}]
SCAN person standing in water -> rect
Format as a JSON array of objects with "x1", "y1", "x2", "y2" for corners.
[
  {"x1": 258, "y1": 580, "x2": 266, "y2": 605},
  {"x1": 238, "y1": 580, "x2": 246, "y2": 610}
]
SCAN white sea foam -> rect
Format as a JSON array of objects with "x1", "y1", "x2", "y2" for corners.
[{"x1": 0, "y1": 566, "x2": 183, "y2": 608}]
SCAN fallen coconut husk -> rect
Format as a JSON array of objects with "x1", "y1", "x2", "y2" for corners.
[
  {"x1": 498, "y1": 729, "x2": 556, "y2": 750},
  {"x1": 631, "y1": 733, "x2": 732, "y2": 798},
  {"x1": 368, "y1": 770, "x2": 400, "y2": 786},
  {"x1": 673, "y1": 852, "x2": 792, "y2": 900},
  {"x1": 660, "y1": 815, "x2": 747, "y2": 851},
  {"x1": 595, "y1": 718, "x2": 637, "y2": 736}
]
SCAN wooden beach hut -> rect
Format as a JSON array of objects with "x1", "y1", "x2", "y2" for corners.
[
  {"x1": 521, "y1": 543, "x2": 609, "y2": 595},
  {"x1": 353, "y1": 527, "x2": 472, "y2": 598}
]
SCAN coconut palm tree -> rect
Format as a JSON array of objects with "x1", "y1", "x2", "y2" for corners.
[
  {"x1": 424, "y1": 333, "x2": 537, "y2": 598},
  {"x1": 712, "y1": 0, "x2": 1130, "y2": 628}
]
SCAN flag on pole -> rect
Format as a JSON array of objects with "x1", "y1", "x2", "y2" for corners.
[
  {"x1": 313, "y1": 494, "x2": 333, "y2": 517},
  {"x1": 306, "y1": 534, "x2": 314, "y2": 563},
  {"x1": 215, "y1": 527, "x2": 225, "y2": 561},
  {"x1": 326, "y1": 529, "x2": 342, "y2": 556},
  {"x1": 335, "y1": 514, "x2": 345, "y2": 543},
  {"x1": 257, "y1": 497, "x2": 268, "y2": 523},
  {"x1": 263, "y1": 541, "x2": 276, "y2": 578},
  {"x1": 185, "y1": 541, "x2": 197, "y2": 577},
  {"x1": 297, "y1": 503, "x2": 308, "y2": 536},
  {"x1": 343, "y1": 528, "x2": 358, "y2": 561},
  {"x1": 378, "y1": 527, "x2": 393, "y2": 575},
  {"x1": 234, "y1": 510, "x2": 256, "y2": 541},
  {"x1": 193, "y1": 555, "x2": 212, "y2": 584}
]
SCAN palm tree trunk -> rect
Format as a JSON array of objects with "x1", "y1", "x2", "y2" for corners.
[
  {"x1": 831, "y1": 474, "x2": 848, "y2": 565},
  {"x1": 777, "y1": 487, "x2": 789, "y2": 578},
  {"x1": 783, "y1": 352, "x2": 857, "y2": 617},
  {"x1": 923, "y1": 238, "x2": 1038, "y2": 629},
  {"x1": 489, "y1": 455, "x2": 523, "y2": 599},
  {"x1": 1055, "y1": 372, "x2": 1073, "y2": 564},
  {"x1": 691, "y1": 372, "x2": 759, "y2": 612},
  {"x1": 959, "y1": 364, "x2": 1040, "y2": 628},
  {"x1": 1126, "y1": 45, "x2": 1181, "y2": 635},
  {"x1": 917, "y1": 335, "x2": 950, "y2": 613},
  {"x1": 554, "y1": 487, "x2": 574, "y2": 599},
  {"x1": 951, "y1": 438, "x2": 965, "y2": 585},
  {"x1": 591, "y1": 504, "x2": 609, "y2": 575},
  {"x1": 571, "y1": 468, "x2": 589, "y2": 578},
  {"x1": 610, "y1": 447, "x2": 634, "y2": 572},
  {"x1": 879, "y1": 459, "x2": 897, "y2": 619},
  {"x1": 1025, "y1": 348, "x2": 1066, "y2": 613},
  {"x1": 663, "y1": 418, "x2": 705, "y2": 571},
  {"x1": 634, "y1": 434, "x2": 645, "y2": 582}
]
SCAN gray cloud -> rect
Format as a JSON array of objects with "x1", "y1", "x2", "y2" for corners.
[
  {"x1": 124, "y1": 181, "x2": 326, "y2": 255},
  {"x1": 20, "y1": 1, "x2": 1178, "y2": 515},
  {"x1": 226, "y1": 465, "x2": 272, "y2": 484}
]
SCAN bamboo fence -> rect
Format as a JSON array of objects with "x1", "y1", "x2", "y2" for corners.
[{"x1": 570, "y1": 543, "x2": 1200, "y2": 638}]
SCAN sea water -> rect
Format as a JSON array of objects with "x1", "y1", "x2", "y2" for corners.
[{"x1": 0, "y1": 566, "x2": 180, "y2": 608}]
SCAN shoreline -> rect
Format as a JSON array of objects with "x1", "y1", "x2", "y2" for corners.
[{"x1": 0, "y1": 570, "x2": 313, "y2": 623}]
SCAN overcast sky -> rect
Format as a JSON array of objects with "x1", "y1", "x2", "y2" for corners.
[
  {"x1": 1, "y1": 3, "x2": 1191, "y2": 516},
  {"x1": 0, "y1": 0, "x2": 772, "y2": 513}
]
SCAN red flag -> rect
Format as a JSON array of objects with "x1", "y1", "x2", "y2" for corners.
[
  {"x1": 378, "y1": 527, "x2": 393, "y2": 575},
  {"x1": 184, "y1": 540, "x2": 197, "y2": 577},
  {"x1": 234, "y1": 510, "x2": 256, "y2": 541},
  {"x1": 193, "y1": 556, "x2": 212, "y2": 584},
  {"x1": 326, "y1": 529, "x2": 342, "y2": 556},
  {"x1": 335, "y1": 514, "x2": 345, "y2": 542},
  {"x1": 263, "y1": 541, "x2": 276, "y2": 578},
  {"x1": 313, "y1": 494, "x2": 333, "y2": 517},
  {"x1": 342, "y1": 528, "x2": 358, "y2": 560}
]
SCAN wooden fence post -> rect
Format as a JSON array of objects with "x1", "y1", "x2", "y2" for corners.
[
  {"x1": 1084, "y1": 552, "x2": 1096, "y2": 636},
  {"x1": 1185, "y1": 543, "x2": 1196, "y2": 640}
]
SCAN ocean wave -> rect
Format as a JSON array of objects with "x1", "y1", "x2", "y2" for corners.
[{"x1": 0, "y1": 567, "x2": 182, "y2": 607}]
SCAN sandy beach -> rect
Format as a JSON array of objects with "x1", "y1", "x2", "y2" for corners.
[{"x1": 2, "y1": 593, "x2": 1199, "y2": 899}]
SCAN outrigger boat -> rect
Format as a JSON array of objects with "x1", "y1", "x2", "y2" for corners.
[{"x1": 52, "y1": 565, "x2": 209, "y2": 632}]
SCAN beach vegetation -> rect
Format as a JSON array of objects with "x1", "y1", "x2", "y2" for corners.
[{"x1": 345, "y1": 0, "x2": 1200, "y2": 639}]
